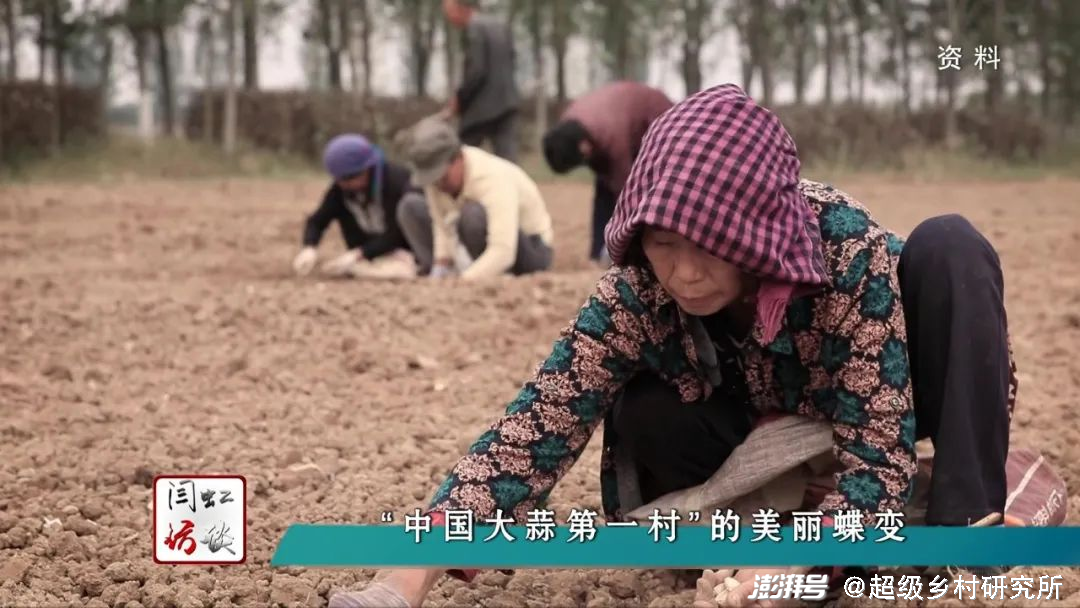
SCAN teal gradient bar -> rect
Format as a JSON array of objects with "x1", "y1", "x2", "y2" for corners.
[{"x1": 270, "y1": 525, "x2": 1080, "y2": 568}]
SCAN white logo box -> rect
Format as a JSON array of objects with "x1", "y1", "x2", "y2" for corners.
[{"x1": 152, "y1": 475, "x2": 247, "y2": 565}]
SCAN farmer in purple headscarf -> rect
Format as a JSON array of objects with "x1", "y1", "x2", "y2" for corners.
[
  {"x1": 292, "y1": 134, "x2": 424, "y2": 279},
  {"x1": 329, "y1": 85, "x2": 1019, "y2": 608}
]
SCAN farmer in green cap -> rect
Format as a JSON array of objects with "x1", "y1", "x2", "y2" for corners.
[{"x1": 395, "y1": 117, "x2": 554, "y2": 280}]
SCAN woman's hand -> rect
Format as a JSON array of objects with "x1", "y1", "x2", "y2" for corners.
[
  {"x1": 329, "y1": 568, "x2": 443, "y2": 608},
  {"x1": 322, "y1": 250, "x2": 363, "y2": 276},
  {"x1": 292, "y1": 247, "x2": 318, "y2": 276}
]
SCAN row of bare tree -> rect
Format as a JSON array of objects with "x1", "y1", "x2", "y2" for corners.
[
  {"x1": 1, "y1": 0, "x2": 1078, "y2": 152},
  {"x1": 299, "y1": 0, "x2": 1080, "y2": 148}
]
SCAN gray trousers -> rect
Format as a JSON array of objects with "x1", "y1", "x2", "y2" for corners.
[
  {"x1": 460, "y1": 110, "x2": 519, "y2": 164},
  {"x1": 396, "y1": 192, "x2": 552, "y2": 276}
]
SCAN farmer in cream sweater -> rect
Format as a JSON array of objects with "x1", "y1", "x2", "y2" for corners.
[{"x1": 395, "y1": 117, "x2": 554, "y2": 279}]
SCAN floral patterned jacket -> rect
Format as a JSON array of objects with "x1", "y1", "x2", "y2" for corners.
[{"x1": 427, "y1": 180, "x2": 1018, "y2": 537}]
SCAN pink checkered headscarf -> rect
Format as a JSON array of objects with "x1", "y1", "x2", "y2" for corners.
[{"x1": 605, "y1": 84, "x2": 829, "y2": 344}]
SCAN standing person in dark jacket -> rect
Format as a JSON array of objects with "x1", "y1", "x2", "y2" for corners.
[
  {"x1": 442, "y1": 0, "x2": 520, "y2": 163},
  {"x1": 293, "y1": 134, "x2": 424, "y2": 279},
  {"x1": 542, "y1": 81, "x2": 674, "y2": 264}
]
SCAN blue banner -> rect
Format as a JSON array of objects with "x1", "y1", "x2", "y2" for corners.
[{"x1": 270, "y1": 525, "x2": 1080, "y2": 568}]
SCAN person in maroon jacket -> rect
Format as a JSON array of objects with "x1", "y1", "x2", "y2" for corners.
[{"x1": 542, "y1": 81, "x2": 674, "y2": 264}]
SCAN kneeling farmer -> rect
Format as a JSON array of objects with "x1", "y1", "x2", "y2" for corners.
[
  {"x1": 397, "y1": 118, "x2": 555, "y2": 279},
  {"x1": 331, "y1": 85, "x2": 1019, "y2": 608},
  {"x1": 293, "y1": 134, "x2": 422, "y2": 278}
]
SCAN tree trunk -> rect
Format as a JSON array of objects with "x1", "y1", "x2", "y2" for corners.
[
  {"x1": 750, "y1": 0, "x2": 772, "y2": 105},
  {"x1": 1035, "y1": 0, "x2": 1052, "y2": 118},
  {"x1": 345, "y1": 34, "x2": 358, "y2": 92},
  {"x1": 527, "y1": 0, "x2": 546, "y2": 145},
  {"x1": 36, "y1": 1, "x2": 48, "y2": 82},
  {"x1": 304, "y1": 34, "x2": 324, "y2": 89},
  {"x1": 406, "y1": 1, "x2": 426, "y2": 96},
  {"x1": 680, "y1": 0, "x2": 704, "y2": 97},
  {"x1": 133, "y1": 32, "x2": 154, "y2": 143},
  {"x1": 602, "y1": 0, "x2": 632, "y2": 80},
  {"x1": 50, "y1": 0, "x2": 65, "y2": 87},
  {"x1": 934, "y1": 56, "x2": 943, "y2": 105},
  {"x1": 726, "y1": 0, "x2": 750, "y2": 95},
  {"x1": 842, "y1": 28, "x2": 854, "y2": 103},
  {"x1": 50, "y1": 0, "x2": 63, "y2": 150},
  {"x1": 1007, "y1": 13, "x2": 1027, "y2": 110},
  {"x1": 584, "y1": 32, "x2": 597, "y2": 88},
  {"x1": 943, "y1": 0, "x2": 959, "y2": 148},
  {"x1": 790, "y1": 5, "x2": 807, "y2": 105},
  {"x1": 1015, "y1": 61, "x2": 1030, "y2": 107},
  {"x1": 201, "y1": 16, "x2": 215, "y2": 143},
  {"x1": 98, "y1": 26, "x2": 113, "y2": 118},
  {"x1": 442, "y1": 5, "x2": 455, "y2": 98},
  {"x1": 359, "y1": 0, "x2": 372, "y2": 94},
  {"x1": 423, "y1": 0, "x2": 438, "y2": 95},
  {"x1": 3, "y1": 0, "x2": 16, "y2": 81},
  {"x1": 550, "y1": 0, "x2": 568, "y2": 104},
  {"x1": 984, "y1": 0, "x2": 1004, "y2": 112},
  {"x1": 338, "y1": 0, "x2": 356, "y2": 90},
  {"x1": 319, "y1": 0, "x2": 342, "y2": 90},
  {"x1": 1062, "y1": 0, "x2": 1080, "y2": 126},
  {"x1": 793, "y1": 49, "x2": 806, "y2": 104},
  {"x1": 739, "y1": 30, "x2": 753, "y2": 97},
  {"x1": 822, "y1": 0, "x2": 834, "y2": 107},
  {"x1": 134, "y1": 35, "x2": 146, "y2": 94},
  {"x1": 241, "y1": 0, "x2": 258, "y2": 89},
  {"x1": 609, "y1": 0, "x2": 626, "y2": 79},
  {"x1": 224, "y1": 0, "x2": 238, "y2": 155},
  {"x1": 1066, "y1": 63, "x2": 1079, "y2": 127},
  {"x1": 154, "y1": 24, "x2": 175, "y2": 137},
  {"x1": 893, "y1": 0, "x2": 911, "y2": 113},
  {"x1": 855, "y1": 5, "x2": 866, "y2": 103},
  {"x1": 412, "y1": 5, "x2": 424, "y2": 96}
]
